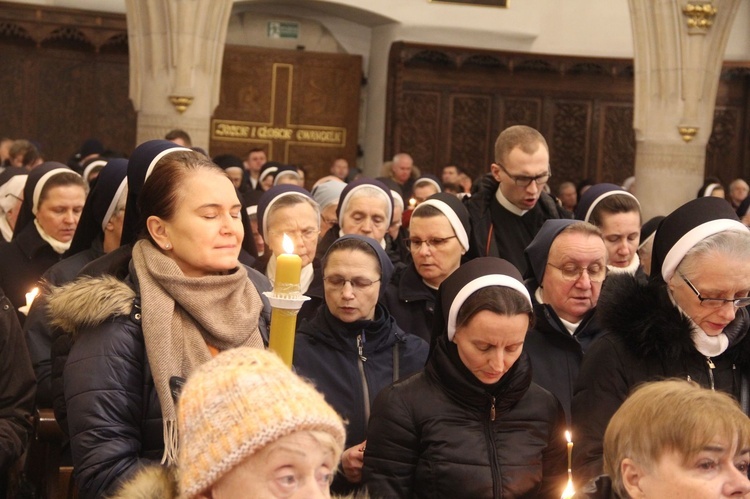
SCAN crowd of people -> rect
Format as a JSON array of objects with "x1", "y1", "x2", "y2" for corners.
[{"x1": 1, "y1": 125, "x2": 750, "y2": 498}]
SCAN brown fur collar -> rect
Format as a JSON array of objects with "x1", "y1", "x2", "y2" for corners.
[{"x1": 47, "y1": 275, "x2": 135, "y2": 337}]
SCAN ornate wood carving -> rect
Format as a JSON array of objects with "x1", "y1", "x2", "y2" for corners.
[
  {"x1": 0, "y1": 2, "x2": 133, "y2": 163},
  {"x1": 386, "y1": 41, "x2": 750, "y2": 189}
]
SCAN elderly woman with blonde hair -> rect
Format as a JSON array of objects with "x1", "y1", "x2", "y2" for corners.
[{"x1": 577, "y1": 379, "x2": 750, "y2": 498}]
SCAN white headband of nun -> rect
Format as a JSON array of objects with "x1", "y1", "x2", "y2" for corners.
[
  {"x1": 262, "y1": 191, "x2": 317, "y2": 237},
  {"x1": 101, "y1": 178, "x2": 128, "y2": 232},
  {"x1": 661, "y1": 219, "x2": 748, "y2": 282},
  {"x1": 415, "y1": 177, "x2": 442, "y2": 193},
  {"x1": 701, "y1": 183, "x2": 721, "y2": 197},
  {"x1": 447, "y1": 274, "x2": 532, "y2": 341},
  {"x1": 33, "y1": 168, "x2": 75, "y2": 215},
  {"x1": 339, "y1": 184, "x2": 392, "y2": 227},
  {"x1": 414, "y1": 198, "x2": 469, "y2": 252},
  {"x1": 82, "y1": 159, "x2": 108, "y2": 186},
  {"x1": 144, "y1": 147, "x2": 191, "y2": 183},
  {"x1": 584, "y1": 190, "x2": 640, "y2": 223}
]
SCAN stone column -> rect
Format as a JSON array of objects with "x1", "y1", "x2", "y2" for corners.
[
  {"x1": 125, "y1": 0, "x2": 233, "y2": 149},
  {"x1": 628, "y1": 0, "x2": 740, "y2": 220}
]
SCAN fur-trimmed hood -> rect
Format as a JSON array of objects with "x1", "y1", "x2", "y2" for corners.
[
  {"x1": 597, "y1": 273, "x2": 750, "y2": 366},
  {"x1": 48, "y1": 275, "x2": 136, "y2": 336}
]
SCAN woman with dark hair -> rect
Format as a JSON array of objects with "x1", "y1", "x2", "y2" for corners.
[
  {"x1": 48, "y1": 150, "x2": 267, "y2": 499},
  {"x1": 255, "y1": 185, "x2": 323, "y2": 322},
  {"x1": 572, "y1": 196, "x2": 750, "y2": 485},
  {"x1": 293, "y1": 234, "x2": 428, "y2": 495},
  {"x1": 0, "y1": 162, "x2": 86, "y2": 324},
  {"x1": 363, "y1": 257, "x2": 567, "y2": 498},
  {"x1": 575, "y1": 183, "x2": 643, "y2": 277},
  {"x1": 385, "y1": 192, "x2": 470, "y2": 342}
]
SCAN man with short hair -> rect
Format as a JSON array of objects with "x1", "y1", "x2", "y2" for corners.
[
  {"x1": 330, "y1": 158, "x2": 349, "y2": 181},
  {"x1": 243, "y1": 148, "x2": 267, "y2": 189},
  {"x1": 379, "y1": 153, "x2": 416, "y2": 200},
  {"x1": 557, "y1": 181, "x2": 577, "y2": 212},
  {"x1": 441, "y1": 165, "x2": 459, "y2": 185},
  {"x1": 523, "y1": 219, "x2": 607, "y2": 421},
  {"x1": 164, "y1": 129, "x2": 192, "y2": 147},
  {"x1": 729, "y1": 178, "x2": 749, "y2": 210},
  {"x1": 466, "y1": 125, "x2": 571, "y2": 274}
]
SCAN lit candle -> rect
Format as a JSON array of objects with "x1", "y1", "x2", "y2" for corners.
[
  {"x1": 561, "y1": 430, "x2": 575, "y2": 499},
  {"x1": 409, "y1": 197, "x2": 416, "y2": 208},
  {"x1": 18, "y1": 287, "x2": 39, "y2": 315},
  {"x1": 268, "y1": 234, "x2": 303, "y2": 367},
  {"x1": 273, "y1": 234, "x2": 302, "y2": 296}
]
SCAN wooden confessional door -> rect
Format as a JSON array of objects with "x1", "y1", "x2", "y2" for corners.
[{"x1": 210, "y1": 46, "x2": 362, "y2": 187}]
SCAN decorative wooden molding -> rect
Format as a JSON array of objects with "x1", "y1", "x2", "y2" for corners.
[{"x1": 0, "y1": 1, "x2": 127, "y2": 52}]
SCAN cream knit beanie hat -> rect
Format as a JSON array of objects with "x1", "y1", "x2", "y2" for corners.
[{"x1": 177, "y1": 347, "x2": 346, "y2": 499}]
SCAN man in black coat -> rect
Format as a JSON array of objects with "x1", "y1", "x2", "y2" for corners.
[
  {"x1": 466, "y1": 125, "x2": 571, "y2": 276},
  {"x1": 523, "y1": 219, "x2": 608, "y2": 422}
]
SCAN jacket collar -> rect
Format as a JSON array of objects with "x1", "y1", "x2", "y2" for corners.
[{"x1": 398, "y1": 263, "x2": 437, "y2": 303}]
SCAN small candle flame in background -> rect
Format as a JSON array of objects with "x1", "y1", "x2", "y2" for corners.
[
  {"x1": 26, "y1": 287, "x2": 39, "y2": 308},
  {"x1": 282, "y1": 233, "x2": 294, "y2": 254},
  {"x1": 561, "y1": 430, "x2": 575, "y2": 498},
  {"x1": 409, "y1": 197, "x2": 416, "y2": 208}
]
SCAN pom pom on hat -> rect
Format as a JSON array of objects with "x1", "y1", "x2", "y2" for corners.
[{"x1": 177, "y1": 347, "x2": 345, "y2": 499}]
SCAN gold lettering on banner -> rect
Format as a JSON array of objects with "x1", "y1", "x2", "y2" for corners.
[{"x1": 212, "y1": 63, "x2": 347, "y2": 161}]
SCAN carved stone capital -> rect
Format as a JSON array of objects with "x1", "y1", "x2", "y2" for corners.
[
  {"x1": 169, "y1": 95, "x2": 194, "y2": 114},
  {"x1": 678, "y1": 126, "x2": 699, "y2": 142},
  {"x1": 682, "y1": 2, "x2": 717, "y2": 31}
]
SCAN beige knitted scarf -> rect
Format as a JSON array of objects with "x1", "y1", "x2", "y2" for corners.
[{"x1": 131, "y1": 240, "x2": 264, "y2": 465}]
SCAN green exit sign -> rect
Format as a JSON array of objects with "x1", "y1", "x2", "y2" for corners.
[{"x1": 268, "y1": 21, "x2": 300, "y2": 39}]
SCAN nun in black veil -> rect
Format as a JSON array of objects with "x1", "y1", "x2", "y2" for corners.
[{"x1": 363, "y1": 257, "x2": 567, "y2": 498}]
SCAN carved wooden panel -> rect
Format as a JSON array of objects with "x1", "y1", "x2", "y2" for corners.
[
  {"x1": 210, "y1": 46, "x2": 362, "y2": 188},
  {"x1": 448, "y1": 94, "x2": 492, "y2": 176},
  {"x1": 386, "y1": 42, "x2": 750, "y2": 190},
  {"x1": 548, "y1": 100, "x2": 592, "y2": 185},
  {"x1": 394, "y1": 91, "x2": 441, "y2": 171},
  {"x1": 0, "y1": 2, "x2": 134, "y2": 162}
]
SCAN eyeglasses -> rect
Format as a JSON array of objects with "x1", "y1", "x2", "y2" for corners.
[
  {"x1": 404, "y1": 236, "x2": 457, "y2": 251},
  {"x1": 268, "y1": 228, "x2": 320, "y2": 242},
  {"x1": 323, "y1": 275, "x2": 380, "y2": 290},
  {"x1": 4, "y1": 193, "x2": 22, "y2": 202},
  {"x1": 497, "y1": 163, "x2": 551, "y2": 187},
  {"x1": 547, "y1": 262, "x2": 607, "y2": 283},
  {"x1": 679, "y1": 273, "x2": 750, "y2": 309}
]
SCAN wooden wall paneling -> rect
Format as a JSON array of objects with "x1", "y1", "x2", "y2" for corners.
[
  {"x1": 211, "y1": 46, "x2": 361, "y2": 188},
  {"x1": 546, "y1": 99, "x2": 592, "y2": 188},
  {"x1": 447, "y1": 93, "x2": 493, "y2": 175},
  {"x1": 395, "y1": 90, "x2": 441, "y2": 172},
  {"x1": 706, "y1": 106, "x2": 742, "y2": 185},
  {"x1": 596, "y1": 102, "x2": 635, "y2": 185}
]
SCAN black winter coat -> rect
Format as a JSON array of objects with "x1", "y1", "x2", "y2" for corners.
[
  {"x1": 363, "y1": 335, "x2": 568, "y2": 499},
  {"x1": 524, "y1": 303, "x2": 603, "y2": 423},
  {"x1": 51, "y1": 267, "x2": 272, "y2": 499},
  {"x1": 0, "y1": 224, "x2": 66, "y2": 325},
  {"x1": 383, "y1": 263, "x2": 437, "y2": 343},
  {"x1": 465, "y1": 175, "x2": 571, "y2": 264},
  {"x1": 0, "y1": 286, "x2": 35, "y2": 493},
  {"x1": 293, "y1": 304, "x2": 428, "y2": 493},
  {"x1": 571, "y1": 273, "x2": 750, "y2": 484}
]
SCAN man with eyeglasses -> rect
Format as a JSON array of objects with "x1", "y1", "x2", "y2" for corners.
[
  {"x1": 466, "y1": 125, "x2": 571, "y2": 275},
  {"x1": 522, "y1": 219, "x2": 608, "y2": 422}
]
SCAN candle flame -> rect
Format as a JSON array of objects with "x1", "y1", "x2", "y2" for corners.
[
  {"x1": 561, "y1": 476, "x2": 575, "y2": 498},
  {"x1": 282, "y1": 233, "x2": 294, "y2": 254},
  {"x1": 27, "y1": 287, "x2": 39, "y2": 304},
  {"x1": 565, "y1": 430, "x2": 572, "y2": 443}
]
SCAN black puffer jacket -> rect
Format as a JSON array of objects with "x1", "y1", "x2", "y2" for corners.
[
  {"x1": 571, "y1": 273, "x2": 750, "y2": 484},
  {"x1": 383, "y1": 263, "x2": 437, "y2": 343},
  {"x1": 49, "y1": 268, "x2": 272, "y2": 499},
  {"x1": 363, "y1": 335, "x2": 567, "y2": 498}
]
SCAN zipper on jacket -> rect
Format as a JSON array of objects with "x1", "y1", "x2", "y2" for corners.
[
  {"x1": 706, "y1": 357, "x2": 716, "y2": 390},
  {"x1": 357, "y1": 333, "x2": 371, "y2": 424},
  {"x1": 485, "y1": 398, "x2": 502, "y2": 498}
]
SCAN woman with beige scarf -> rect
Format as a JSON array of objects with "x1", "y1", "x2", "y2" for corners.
[{"x1": 48, "y1": 149, "x2": 266, "y2": 499}]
